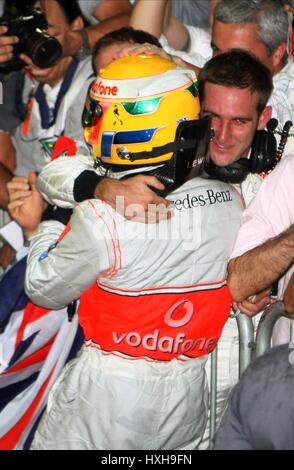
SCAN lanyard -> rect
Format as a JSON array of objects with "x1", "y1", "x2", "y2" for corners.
[{"x1": 35, "y1": 60, "x2": 79, "y2": 130}]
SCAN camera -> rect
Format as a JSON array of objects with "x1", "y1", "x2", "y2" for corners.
[{"x1": 0, "y1": 5, "x2": 62, "y2": 70}]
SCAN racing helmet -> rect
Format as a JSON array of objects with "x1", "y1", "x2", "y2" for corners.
[{"x1": 82, "y1": 54, "x2": 201, "y2": 169}]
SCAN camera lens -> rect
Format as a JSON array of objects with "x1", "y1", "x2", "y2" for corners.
[{"x1": 25, "y1": 31, "x2": 62, "y2": 68}]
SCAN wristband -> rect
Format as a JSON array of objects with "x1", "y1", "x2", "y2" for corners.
[
  {"x1": 73, "y1": 170, "x2": 102, "y2": 202},
  {"x1": 42, "y1": 205, "x2": 73, "y2": 225}
]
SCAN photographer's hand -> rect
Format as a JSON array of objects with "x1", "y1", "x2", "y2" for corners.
[
  {"x1": 19, "y1": 53, "x2": 72, "y2": 86},
  {"x1": 0, "y1": 26, "x2": 18, "y2": 63},
  {"x1": 19, "y1": 53, "x2": 52, "y2": 79}
]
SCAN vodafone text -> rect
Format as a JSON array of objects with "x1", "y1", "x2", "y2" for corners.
[
  {"x1": 112, "y1": 299, "x2": 217, "y2": 355},
  {"x1": 113, "y1": 329, "x2": 217, "y2": 354},
  {"x1": 92, "y1": 80, "x2": 118, "y2": 96}
]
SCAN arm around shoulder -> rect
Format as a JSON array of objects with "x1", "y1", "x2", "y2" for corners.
[{"x1": 228, "y1": 225, "x2": 294, "y2": 302}]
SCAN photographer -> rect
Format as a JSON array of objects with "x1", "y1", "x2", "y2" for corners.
[
  {"x1": 0, "y1": 0, "x2": 94, "y2": 270},
  {"x1": 0, "y1": 0, "x2": 94, "y2": 178},
  {"x1": 0, "y1": 0, "x2": 133, "y2": 68}
]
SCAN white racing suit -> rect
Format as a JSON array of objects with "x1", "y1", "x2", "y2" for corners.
[
  {"x1": 33, "y1": 133, "x2": 294, "y2": 448},
  {"x1": 26, "y1": 160, "x2": 243, "y2": 450}
]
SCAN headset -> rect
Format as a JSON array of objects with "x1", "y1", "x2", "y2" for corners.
[
  {"x1": 120, "y1": 117, "x2": 211, "y2": 197},
  {"x1": 204, "y1": 118, "x2": 293, "y2": 184}
]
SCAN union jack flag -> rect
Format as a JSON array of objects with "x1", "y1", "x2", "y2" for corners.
[{"x1": 0, "y1": 257, "x2": 83, "y2": 449}]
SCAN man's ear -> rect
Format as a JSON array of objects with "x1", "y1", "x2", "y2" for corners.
[
  {"x1": 257, "y1": 105, "x2": 272, "y2": 130},
  {"x1": 71, "y1": 16, "x2": 84, "y2": 31},
  {"x1": 272, "y1": 41, "x2": 287, "y2": 68}
]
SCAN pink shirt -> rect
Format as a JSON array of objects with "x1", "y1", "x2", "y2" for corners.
[
  {"x1": 231, "y1": 154, "x2": 294, "y2": 296},
  {"x1": 230, "y1": 155, "x2": 294, "y2": 343}
]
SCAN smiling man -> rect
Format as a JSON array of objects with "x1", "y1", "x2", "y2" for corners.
[
  {"x1": 196, "y1": 49, "x2": 276, "y2": 449},
  {"x1": 204, "y1": 85, "x2": 265, "y2": 167},
  {"x1": 198, "y1": 50, "x2": 272, "y2": 169}
]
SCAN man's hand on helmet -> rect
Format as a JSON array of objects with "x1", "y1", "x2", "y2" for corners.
[
  {"x1": 94, "y1": 175, "x2": 173, "y2": 223},
  {"x1": 116, "y1": 42, "x2": 172, "y2": 61},
  {"x1": 115, "y1": 41, "x2": 200, "y2": 75}
]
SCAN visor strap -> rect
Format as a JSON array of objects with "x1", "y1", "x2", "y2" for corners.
[{"x1": 118, "y1": 138, "x2": 197, "y2": 162}]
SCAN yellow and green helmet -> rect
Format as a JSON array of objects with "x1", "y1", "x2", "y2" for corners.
[{"x1": 82, "y1": 54, "x2": 200, "y2": 169}]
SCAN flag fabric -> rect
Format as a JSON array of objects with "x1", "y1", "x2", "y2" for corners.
[{"x1": 0, "y1": 257, "x2": 83, "y2": 449}]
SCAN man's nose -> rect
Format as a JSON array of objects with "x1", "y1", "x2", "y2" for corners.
[
  {"x1": 215, "y1": 120, "x2": 230, "y2": 144},
  {"x1": 217, "y1": 123, "x2": 228, "y2": 143}
]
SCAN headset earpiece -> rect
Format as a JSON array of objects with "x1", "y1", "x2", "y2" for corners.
[{"x1": 249, "y1": 118, "x2": 278, "y2": 173}]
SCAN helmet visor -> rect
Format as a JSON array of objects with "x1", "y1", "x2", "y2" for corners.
[{"x1": 82, "y1": 83, "x2": 103, "y2": 128}]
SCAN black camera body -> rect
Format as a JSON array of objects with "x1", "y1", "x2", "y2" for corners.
[{"x1": 0, "y1": 6, "x2": 62, "y2": 70}]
